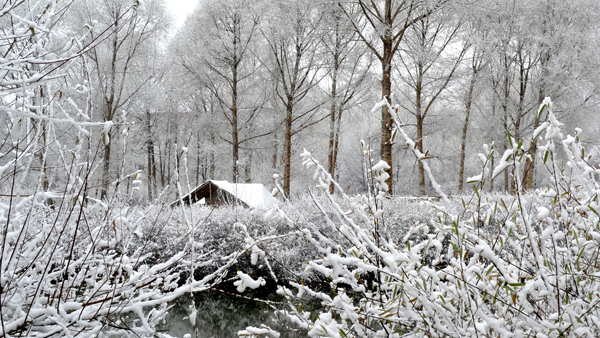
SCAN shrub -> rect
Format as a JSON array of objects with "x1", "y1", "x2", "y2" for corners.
[{"x1": 243, "y1": 98, "x2": 600, "y2": 337}]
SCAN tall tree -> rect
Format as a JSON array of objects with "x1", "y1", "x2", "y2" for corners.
[
  {"x1": 340, "y1": 0, "x2": 446, "y2": 194},
  {"x1": 179, "y1": 0, "x2": 269, "y2": 182},
  {"x1": 397, "y1": 10, "x2": 466, "y2": 195},
  {"x1": 522, "y1": 0, "x2": 600, "y2": 189},
  {"x1": 321, "y1": 2, "x2": 372, "y2": 194},
  {"x1": 457, "y1": 44, "x2": 486, "y2": 192},
  {"x1": 263, "y1": 0, "x2": 325, "y2": 197},
  {"x1": 84, "y1": 0, "x2": 168, "y2": 199}
]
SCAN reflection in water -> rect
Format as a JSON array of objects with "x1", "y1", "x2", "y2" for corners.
[{"x1": 158, "y1": 289, "x2": 304, "y2": 338}]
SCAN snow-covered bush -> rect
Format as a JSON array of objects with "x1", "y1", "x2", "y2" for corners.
[
  {"x1": 0, "y1": 2, "x2": 265, "y2": 337},
  {"x1": 244, "y1": 98, "x2": 600, "y2": 337}
]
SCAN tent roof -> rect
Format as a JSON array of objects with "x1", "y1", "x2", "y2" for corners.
[
  {"x1": 209, "y1": 180, "x2": 278, "y2": 209},
  {"x1": 172, "y1": 180, "x2": 279, "y2": 208}
]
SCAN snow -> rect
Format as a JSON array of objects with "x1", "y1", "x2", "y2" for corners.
[
  {"x1": 492, "y1": 149, "x2": 514, "y2": 179},
  {"x1": 210, "y1": 180, "x2": 279, "y2": 209},
  {"x1": 238, "y1": 325, "x2": 280, "y2": 337},
  {"x1": 233, "y1": 271, "x2": 266, "y2": 292},
  {"x1": 537, "y1": 206, "x2": 550, "y2": 220},
  {"x1": 370, "y1": 98, "x2": 390, "y2": 114}
]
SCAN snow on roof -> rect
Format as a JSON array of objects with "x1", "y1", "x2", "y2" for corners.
[{"x1": 210, "y1": 180, "x2": 279, "y2": 209}]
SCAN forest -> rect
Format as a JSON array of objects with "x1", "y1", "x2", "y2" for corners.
[{"x1": 2, "y1": 0, "x2": 600, "y2": 337}]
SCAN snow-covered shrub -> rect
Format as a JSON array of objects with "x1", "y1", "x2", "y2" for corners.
[
  {"x1": 0, "y1": 2, "x2": 265, "y2": 337},
  {"x1": 244, "y1": 98, "x2": 600, "y2": 337}
]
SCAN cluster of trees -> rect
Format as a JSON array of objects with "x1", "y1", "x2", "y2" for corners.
[
  {"x1": 3, "y1": 1, "x2": 600, "y2": 336},
  {"x1": 3, "y1": 0, "x2": 600, "y2": 203},
  {"x1": 161, "y1": 0, "x2": 600, "y2": 198}
]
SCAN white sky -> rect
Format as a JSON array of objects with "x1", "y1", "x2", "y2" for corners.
[{"x1": 164, "y1": 0, "x2": 200, "y2": 29}]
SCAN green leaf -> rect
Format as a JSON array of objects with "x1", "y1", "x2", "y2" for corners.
[
  {"x1": 538, "y1": 103, "x2": 547, "y2": 118},
  {"x1": 467, "y1": 176, "x2": 481, "y2": 184},
  {"x1": 339, "y1": 329, "x2": 348, "y2": 338},
  {"x1": 391, "y1": 127, "x2": 398, "y2": 144},
  {"x1": 575, "y1": 244, "x2": 587, "y2": 267}
]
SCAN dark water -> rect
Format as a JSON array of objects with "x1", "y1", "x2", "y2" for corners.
[{"x1": 158, "y1": 289, "x2": 306, "y2": 338}]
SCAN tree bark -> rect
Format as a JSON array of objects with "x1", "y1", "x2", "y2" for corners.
[
  {"x1": 283, "y1": 102, "x2": 293, "y2": 197},
  {"x1": 458, "y1": 70, "x2": 477, "y2": 193},
  {"x1": 245, "y1": 149, "x2": 252, "y2": 183},
  {"x1": 100, "y1": 25, "x2": 119, "y2": 201},
  {"x1": 379, "y1": 0, "x2": 394, "y2": 195},
  {"x1": 327, "y1": 45, "x2": 339, "y2": 194},
  {"x1": 272, "y1": 129, "x2": 279, "y2": 170},
  {"x1": 502, "y1": 55, "x2": 510, "y2": 192},
  {"x1": 101, "y1": 136, "x2": 112, "y2": 200},
  {"x1": 231, "y1": 14, "x2": 240, "y2": 182},
  {"x1": 232, "y1": 64, "x2": 239, "y2": 182},
  {"x1": 525, "y1": 11, "x2": 551, "y2": 190},
  {"x1": 145, "y1": 110, "x2": 157, "y2": 201},
  {"x1": 209, "y1": 131, "x2": 215, "y2": 179},
  {"x1": 414, "y1": 58, "x2": 425, "y2": 196},
  {"x1": 331, "y1": 107, "x2": 342, "y2": 189},
  {"x1": 196, "y1": 130, "x2": 201, "y2": 186}
]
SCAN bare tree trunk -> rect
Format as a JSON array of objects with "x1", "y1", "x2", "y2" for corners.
[
  {"x1": 526, "y1": 41, "x2": 550, "y2": 189},
  {"x1": 100, "y1": 19, "x2": 119, "y2": 201},
  {"x1": 416, "y1": 115, "x2": 425, "y2": 196},
  {"x1": 502, "y1": 56, "x2": 510, "y2": 192},
  {"x1": 232, "y1": 84, "x2": 239, "y2": 182},
  {"x1": 245, "y1": 149, "x2": 252, "y2": 183},
  {"x1": 525, "y1": 88, "x2": 546, "y2": 190},
  {"x1": 283, "y1": 103, "x2": 293, "y2": 197},
  {"x1": 331, "y1": 107, "x2": 342, "y2": 186},
  {"x1": 415, "y1": 60, "x2": 425, "y2": 196},
  {"x1": 173, "y1": 123, "x2": 179, "y2": 182},
  {"x1": 458, "y1": 71, "x2": 477, "y2": 193},
  {"x1": 145, "y1": 110, "x2": 157, "y2": 201},
  {"x1": 209, "y1": 131, "x2": 215, "y2": 179},
  {"x1": 231, "y1": 30, "x2": 239, "y2": 183},
  {"x1": 41, "y1": 120, "x2": 49, "y2": 191},
  {"x1": 101, "y1": 136, "x2": 112, "y2": 200},
  {"x1": 272, "y1": 129, "x2": 279, "y2": 170},
  {"x1": 514, "y1": 56, "x2": 527, "y2": 191},
  {"x1": 380, "y1": 0, "x2": 394, "y2": 194},
  {"x1": 327, "y1": 48, "x2": 339, "y2": 194},
  {"x1": 166, "y1": 133, "x2": 172, "y2": 185},
  {"x1": 196, "y1": 130, "x2": 201, "y2": 186},
  {"x1": 35, "y1": 86, "x2": 50, "y2": 191},
  {"x1": 158, "y1": 145, "x2": 164, "y2": 187}
]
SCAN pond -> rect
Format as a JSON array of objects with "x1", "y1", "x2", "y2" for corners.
[{"x1": 158, "y1": 287, "x2": 308, "y2": 338}]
